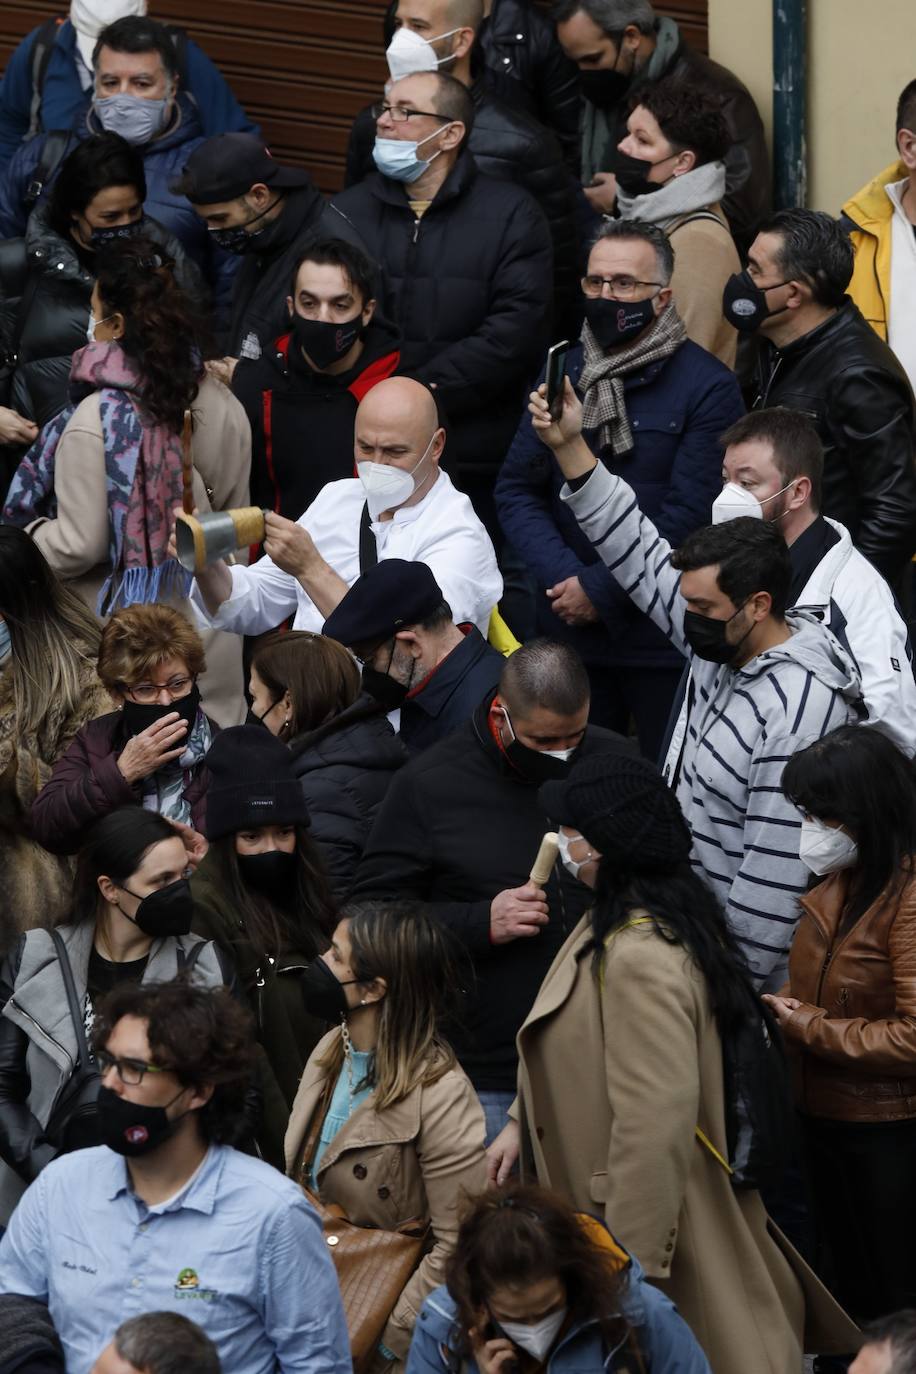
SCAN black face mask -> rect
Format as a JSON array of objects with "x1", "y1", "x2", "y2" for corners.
[
  {"x1": 721, "y1": 270, "x2": 791, "y2": 335},
  {"x1": 682, "y1": 602, "x2": 752, "y2": 666},
  {"x1": 291, "y1": 311, "x2": 363, "y2": 370},
  {"x1": 300, "y1": 956, "x2": 360, "y2": 1023},
  {"x1": 90, "y1": 220, "x2": 145, "y2": 250},
  {"x1": 613, "y1": 148, "x2": 679, "y2": 198},
  {"x1": 237, "y1": 849, "x2": 298, "y2": 905},
  {"x1": 96, "y1": 1084, "x2": 187, "y2": 1156},
  {"x1": 119, "y1": 877, "x2": 194, "y2": 937},
  {"x1": 209, "y1": 196, "x2": 281, "y2": 254},
  {"x1": 503, "y1": 737, "x2": 577, "y2": 783},
  {"x1": 361, "y1": 667, "x2": 410, "y2": 711},
  {"x1": 579, "y1": 65, "x2": 632, "y2": 109},
  {"x1": 584, "y1": 294, "x2": 657, "y2": 349},
  {"x1": 121, "y1": 685, "x2": 200, "y2": 740}
]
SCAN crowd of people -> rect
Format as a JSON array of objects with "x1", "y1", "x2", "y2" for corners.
[{"x1": 1, "y1": 1, "x2": 916, "y2": 1372}]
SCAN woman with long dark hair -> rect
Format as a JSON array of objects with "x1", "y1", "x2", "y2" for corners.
[
  {"x1": 3, "y1": 232, "x2": 251, "y2": 724},
  {"x1": 487, "y1": 753, "x2": 856, "y2": 1373},
  {"x1": 190, "y1": 725, "x2": 337, "y2": 1163},
  {"x1": 408, "y1": 1183, "x2": 711, "y2": 1374},
  {"x1": 285, "y1": 900, "x2": 486, "y2": 1365},
  {"x1": 0, "y1": 132, "x2": 202, "y2": 484},
  {"x1": 249, "y1": 630, "x2": 406, "y2": 895},
  {"x1": 0, "y1": 527, "x2": 110, "y2": 943},
  {"x1": 0, "y1": 805, "x2": 228, "y2": 1224},
  {"x1": 765, "y1": 725, "x2": 916, "y2": 1325}
]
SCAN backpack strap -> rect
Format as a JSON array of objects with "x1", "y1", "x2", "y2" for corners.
[
  {"x1": 28, "y1": 17, "x2": 65, "y2": 140},
  {"x1": 177, "y1": 939, "x2": 209, "y2": 978},
  {"x1": 666, "y1": 209, "x2": 729, "y2": 233},
  {"x1": 695, "y1": 1126, "x2": 734, "y2": 1173},
  {"x1": 164, "y1": 26, "x2": 190, "y2": 91},
  {"x1": 49, "y1": 928, "x2": 93, "y2": 1071},
  {"x1": 24, "y1": 129, "x2": 73, "y2": 208},
  {"x1": 358, "y1": 501, "x2": 379, "y2": 574}
]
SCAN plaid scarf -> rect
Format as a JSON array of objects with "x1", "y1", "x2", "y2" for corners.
[
  {"x1": 3, "y1": 342, "x2": 192, "y2": 615},
  {"x1": 579, "y1": 302, "x2": 687, "y2": 454}
]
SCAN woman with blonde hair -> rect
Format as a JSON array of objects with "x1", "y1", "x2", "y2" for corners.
[
  {"x1": 0, "y1": 528, "x2": 110, "y2": 944},
  {"x1": 250, "y1": 631, "x2": 406, "y2": 895},
  {"x1": 286, "y1": 900, "x2": 487, "y2": 1366},
  {"x1": 30, "y1": 603, "x2": 214, "y2": 855}
]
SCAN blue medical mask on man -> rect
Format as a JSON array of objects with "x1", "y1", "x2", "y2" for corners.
[{"x1": 372, "y1": 123, "x2": 454, "y2": 184}]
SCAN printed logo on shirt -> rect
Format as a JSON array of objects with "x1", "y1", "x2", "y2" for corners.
[
  {"x1": 175, "y1": 1267, "x2": 218, "y2": 1301},
  {"x1": 892, "y1": 658, "x2": 901, "y2": 672}
]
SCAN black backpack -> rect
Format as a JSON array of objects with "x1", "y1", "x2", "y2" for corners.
[
  {"x1": 26, "y1": 15, "x2": 190, "y2": 139},
  {"x1": 717, "y1": 999, "x2": 795, "y2": 1192}
]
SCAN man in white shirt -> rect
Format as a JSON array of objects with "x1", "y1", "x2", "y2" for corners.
[{"x1": 188, "y1": 375, "x2": 502, "y2": 637}]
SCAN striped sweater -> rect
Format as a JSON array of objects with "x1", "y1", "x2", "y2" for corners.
[{"x1": 563, "y1": 463, "x2": 863, "y2": 984}]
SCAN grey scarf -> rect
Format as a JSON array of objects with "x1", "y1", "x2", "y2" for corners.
[
  {"x1": 616, "y1": 160, "x2": 728, "y2": 226},
  {"x1": 579, "y1": 302, "x2": 687, "y2": 453}
]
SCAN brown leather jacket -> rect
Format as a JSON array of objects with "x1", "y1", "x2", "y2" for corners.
[{"x1": 783, "y1": 866, "x2": 916, "y2": 1121}]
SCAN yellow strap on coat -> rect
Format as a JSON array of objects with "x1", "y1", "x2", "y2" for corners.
[
  {"x1": 488, "y1": 607, "x2": 521, "y2": 657},
  {"x1": 694, "y1": 1127, "x2": 734, "y2": 1174},
  {"x1": 598, "y1": 916, "x2": 655, "y2": 989}
]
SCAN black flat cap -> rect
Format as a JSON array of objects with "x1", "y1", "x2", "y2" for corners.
[
  {"x1": 322, "y1": 560, "x2": 445, "y2": 647},
  {"x1": 170, "y1": 133, "x2": 312, "y2": 204}
]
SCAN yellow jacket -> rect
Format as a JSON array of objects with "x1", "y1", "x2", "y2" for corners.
[{"x1": 842, "y1": 160, "x2": 907, "y2": 341}]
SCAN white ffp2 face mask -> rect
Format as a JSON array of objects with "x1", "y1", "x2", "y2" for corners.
[
  {"x1": 799, "y1": 816, "x2": 858, "y2": 876},
  {"x1": 712, "y1": 480, "x2": 795, "y2": 525},
  {"x1": 385, "y1": 25, "x2": 462, "y2": 81},
  {"x1": 499, "y1": 1308, "x2": 568, "y2": 1362},
  {"x1": 358, "y1": 434, "x2": 434, "y2": 520},
  {"x1": 556, "y1": 829, "x2": 593, "y2": 881}
]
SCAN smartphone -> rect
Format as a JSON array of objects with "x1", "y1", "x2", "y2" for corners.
[
  {"x1": 545, "y1": 340, "x2": 570, "y2": 421},
  {"x1": 482, "y1": 1322, "x2": 519, "y2": 1373}
]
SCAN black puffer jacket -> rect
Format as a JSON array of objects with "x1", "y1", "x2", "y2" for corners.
[
  {"x1": 753, "y1": 299, "x2": 916, "y2": 583},
  {"x1": 288, "y1": 695, "x2": 408, "y2": 899},
  {"x1": 345, "y1": 82, "x2": 579, "y2": 333},
  {"x1": 225, "y1": 185, "x2": 367, "y2": 360},
  {"x1": 0, "y1": 201, "x2": 204, "y2": 432},
  {"x1": 333, "y1": 152, "x2": 553, "y2": 479},
  {"x1": 381, "y1": 0, "x2": 581, "y2": 167}
]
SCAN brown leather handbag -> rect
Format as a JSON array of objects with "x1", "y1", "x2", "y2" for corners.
[{"x1": 297, "y1": 1079, "x2": 430, "y2": 1372}]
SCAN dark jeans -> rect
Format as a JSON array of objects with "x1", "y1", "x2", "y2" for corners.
[
  {"x1": 587, "y1": 662, "x2": 684, "y2": 763},
  {"x1": 802, "y1": 1112, "x2": 916, "y2": 1323}
]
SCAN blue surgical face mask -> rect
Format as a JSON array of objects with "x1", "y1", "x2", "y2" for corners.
[
  {"x1": 0, "y1": 619, "x2": 11, "y2": 665},
  {"x1": 372, "y1": 124, "x2": 452, "y2": 184},
  {"x1": 93, "y1": 92, "x2": 170, "y2": 146}
]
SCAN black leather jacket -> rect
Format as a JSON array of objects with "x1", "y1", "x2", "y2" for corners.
[
  {"x1": 345, "y1": 83, "x2": 579, "y2": 334},
  {"x1": 382, "y1": 0, "x2": 581, "y2": 166},
  {"x1": 753, "y1": 299, "x2": 916, "y2": 583}
]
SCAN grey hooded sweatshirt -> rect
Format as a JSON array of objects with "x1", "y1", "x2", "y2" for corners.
[{"x1": 562, "y1": 462, "x2": 864, "y2": 985}]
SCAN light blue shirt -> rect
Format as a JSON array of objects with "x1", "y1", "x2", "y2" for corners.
[
  {"x1": 0, "y1": 1143, "x2": 352, "y2": 1374},
  {"x1": 311, "y1": 1050, "x2": 374, "y2": 1183}
]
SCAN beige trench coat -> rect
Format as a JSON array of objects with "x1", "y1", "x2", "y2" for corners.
[
  {"x1": 285, "y1": 1028, "x2": 487, "y2": 1360},
  {"x1": 27, "y1": 374, "x2": 251, "y2": 727},
  {"x1": 514, "y1": 916, "x2": 860, "y2": 1374}
]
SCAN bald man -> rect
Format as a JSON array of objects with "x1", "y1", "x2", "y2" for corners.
[{"x1": 187, "y1": 376, "x2": 503, "y2": 636}]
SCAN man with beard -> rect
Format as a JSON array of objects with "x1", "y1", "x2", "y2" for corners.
[
  {"x1": 351, "y1": 638, "x2": 633, "y2": 1142},
  {"x1": 712, "y1": 407, "x2": 916, "y2": 753}
]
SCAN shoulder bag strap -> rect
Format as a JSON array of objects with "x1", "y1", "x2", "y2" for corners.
[
  {"x1": 24, "y1": 128, "x2": 73, "y2": 208},
  {"x1": 359, "y1": 501, "x2": 379, "y2": 574},
  {"x1": 49, "y1": 928, "x2": 93, "y2": 1070},
  {"x1": 177, "y1": 938, "x2": 208, "y2": 978}
]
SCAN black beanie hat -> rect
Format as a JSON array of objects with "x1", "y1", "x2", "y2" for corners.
[
  {"x1": 204, "y1": 725, "x2": 310, "y2": 840},
  {"x1": 539, "y1": 753, "x2": 691, "y2": 869}
]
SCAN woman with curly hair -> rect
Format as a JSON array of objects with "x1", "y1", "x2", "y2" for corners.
[
  {"x1": 407, "y1": 1183, "x2": 711, "y2": 1374},
  {"x1": 3, "y1": 234, "x2": 250, "y2": 725}
]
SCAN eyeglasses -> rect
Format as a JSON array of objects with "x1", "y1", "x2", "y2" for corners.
[
  {"x1": 351, "y1": 640, "x2": 388, "y2": 668},
  {"x1": 123, "y1": 674, "x2": 195, "y2": 705},
  {"x1": 372, "y1": 102, "x2": 450, "y2": 124},
  {"x1": 581, "y1": 274, "x2": 664, "y2": 299},
  {"x1": 96, "y1": 1049, "x2": 167, "y2": 1086}
]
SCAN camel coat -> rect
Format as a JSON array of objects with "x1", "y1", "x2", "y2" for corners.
[
  {"x1": 514, "y1": 916, "x2": 860, "y2": 1374},
  {"x1": 285, "y1": 1028, "x2": 487, "y2": 1361},
  {"x1": 27, "y1": 374, "x2": 251, "y2": 727}
]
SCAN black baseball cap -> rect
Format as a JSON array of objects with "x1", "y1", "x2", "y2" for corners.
[
  {"x1": 322, "y1": 560, "x2": 445, "y2": 649},
  {"x1": 170, "y1": 133, "x2": 313, "y2": 204}
]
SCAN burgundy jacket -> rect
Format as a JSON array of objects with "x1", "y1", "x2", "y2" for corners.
[{"x1": 29, "y1": 711, "x2": 210, "y2": 856}]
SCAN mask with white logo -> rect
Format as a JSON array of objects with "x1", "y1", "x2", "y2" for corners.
[
  {"x1": 556, "y1": 829, "x2": 594, "y2": 881},
  {"x1": 712, "y1": 480, "x2": 796, "y2": 525},
  {"x1": 798, "y1": 817, "x2": 858, "y2": 876},
  {"x1": 385, "y1": 25, "x2": 462, "y2": 81},
  {"x1": 499, "y1": 1309, "x2": 568, "y2": 1362},
  {"x1": 358, "y1": 433, "x2": 435, "y2": 521}
]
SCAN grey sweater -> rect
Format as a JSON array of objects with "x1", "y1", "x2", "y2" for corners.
[{"x1": 563, "y1": 462, "x2": 863, "y2": 983}]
